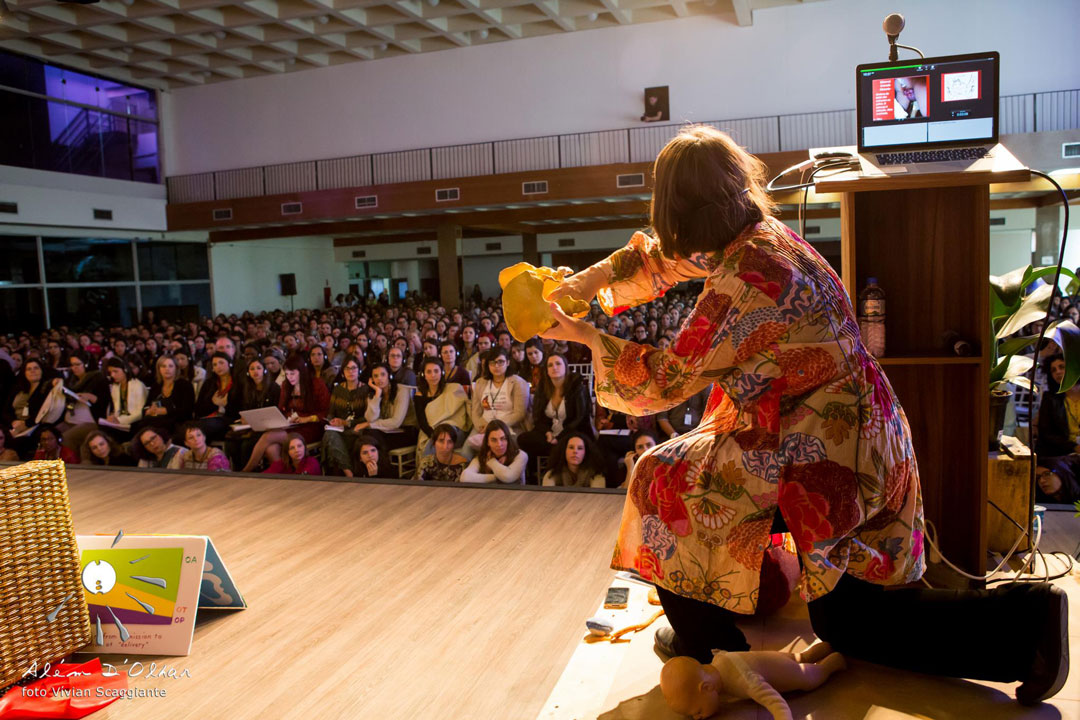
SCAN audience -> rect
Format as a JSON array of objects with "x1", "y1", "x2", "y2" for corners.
[
  {"x1": 1, "y1": 284, "x2": 710, "y2": 488},
  {"x1": 352, "y1": 435, "x2": 392, "y2": 479},
  {"x1": 32, "y1": 424, "x2": 80, "y2": 464}
]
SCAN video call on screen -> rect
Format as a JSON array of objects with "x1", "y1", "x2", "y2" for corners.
[{"x1": 859, "y1": 56, "x2": 997, "y2": 149}]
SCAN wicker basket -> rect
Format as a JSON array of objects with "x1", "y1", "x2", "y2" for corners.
[{"x1": 0, "y1": 461, "x2": 91, "y2": 688}]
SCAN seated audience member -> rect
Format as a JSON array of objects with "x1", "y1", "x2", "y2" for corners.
[
  {"x1": 308, "y1": 344, "x2": 338, "y2": 388},
  {"x1": 522, "y1": 338, "x2": 546, "y2": 393},
  {"x1": 621, "y1": 429, "x2": 658, "y2": 488},
  {"x1": 468, "y1": 348, "x2": 529, "y2": 450},
  {"x1": 416, "y1": 423, "x2": 469, "y2": 482},
  {"x1": 97, "y1": 357, "x2": 148, "y2": 442},
  {"x1": 461, "y1": 419, "x2": 528, "y2": 484},
  {"x1": 80, "y1": 430, "x2": 135, "y2": 467},
  {"x1": 414, "y1": 358, "x2": 470, "y2": 465},
  {"x1": 595, "y1": 405, "x2": 658, "y2": 462},
  {"x1": 464, "y1": 334, "x2": 493, "y2": 379},
  {"x1": 320, "y1": 357, "x2": 369, "y2": 477},
  {"x1": 262, "y1": 350, "x2": 285, "y2": 386},
  {"x1": 657, "y1": 386, "x2": 712, "y2": 440},
  {"x1": 9, "y1": 358, "x2": 65, "y2": 455},
  {"x1": 1034, "y1": 454, "x2": 1080, "y2": 504},
  {"x1": 224, "y1": 357, "x2": 280, "y2": 468},
  {"x1": 0, "y1": 427, "x2": 19, "y2": 462},
  {"x1": 264, "y1": 433, "x2": 322, "y2": 476},
  {"x1": 542, "y1": 432, "x2": 606, "y2": 488},
  {"x1": 439, "y1": 341, "x2": 471, "y2": 388},
  {"x1": 179, "y1": 423, "x2": 231, "y2": 472},
  {"x1": 193, "y1": 352, "x2": 237, "y2": 442},
  {"x1": 386, "y1": 346, "x2": 416, "y2": 387},
  {"x1": 351, "y1": 434, "x2": 392, "y2": 479},
  {"x1": 136, "y1": 355, "x2": 195, "y2": 440},
  {"x1": 1036, "y1": 354, "x2": 1078, "y2": 458},
  {"x1": 132, "y1": 426, "x2": 188, "y2": 469},
  {"x1": 509, "y1": 342, "x2": 527, "y2": 378},
  {"x1": 518, "y1": 353, "x2": 593, "y2": 476},
  {"x1": 241, "y1": 354, "x2": 329, "y2": 473},
  {"x1": 174, "y1": 348, "x2": 207, "y2": 396},
  {"x1": 457, "y1": 326, "x2": 478, "y2": 364},
  {"x1": 353, "y1": 363, "x2": 417, "y2": 452},
  {"x1": 57, "y1": 352, "x2": 110, "y2": 451},
  {"x1": 32, "y1": 424, "x2": 79, "y2": 464}
]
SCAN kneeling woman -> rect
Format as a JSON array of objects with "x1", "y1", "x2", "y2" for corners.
[
  {"x1": 351, "y1": 435, "x2": 392, "y2": 479},
  {"x1": 461, "y1": 420, "x2": 528, "y2": 484},
  {"x1": 264, "y1": 433, "x2": 321, "y2": 476},
  {"x1": 541, "y1": 432, "x2": 606, "y2": 488},
  {"x1": 416, "y1": 423, "x2": 469, "y2": 482},
  {"x1": 132, "y1": 426, "x2": 188, "y2": 469}
]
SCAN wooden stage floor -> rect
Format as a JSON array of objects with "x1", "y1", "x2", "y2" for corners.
[{"x1": 62, "y1": 467, "x2": 627, "y2": 719}]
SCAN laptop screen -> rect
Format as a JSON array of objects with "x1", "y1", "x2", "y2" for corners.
[{"x1": 856, "y1": 51, "x2": 999, "y2": 152}]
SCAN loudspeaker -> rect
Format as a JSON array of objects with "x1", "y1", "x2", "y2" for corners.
[{"x1": 280, "y1": 273, "x2": 297, "y2": 296}]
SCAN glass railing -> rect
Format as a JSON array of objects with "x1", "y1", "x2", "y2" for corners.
[{"x1": 162, "y1": 87, "x2": 1077, "y2": 204}]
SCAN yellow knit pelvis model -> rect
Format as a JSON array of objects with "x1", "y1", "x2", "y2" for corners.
[{"x1": 498, "y1": 263, "x2": 591, "y2": 342}]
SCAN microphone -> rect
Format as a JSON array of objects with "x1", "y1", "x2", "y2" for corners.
[{"x1": 883, "y1": 12, "x2": 905, "y2": 61}]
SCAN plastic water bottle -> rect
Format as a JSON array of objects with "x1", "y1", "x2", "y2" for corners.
[{"x1": 858, "y1": 277, "x2": 886, "y2": 357}]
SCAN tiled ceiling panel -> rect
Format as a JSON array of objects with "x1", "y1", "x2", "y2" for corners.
[{"x1": 0, "y1": 0, "x2": 819, "y2": 89}]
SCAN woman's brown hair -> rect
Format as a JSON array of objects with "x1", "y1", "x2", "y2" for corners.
[{"x1": 649, "y1": 125, "x2": 776, "y2": 259}]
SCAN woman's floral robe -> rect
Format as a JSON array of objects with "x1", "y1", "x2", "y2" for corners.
[{"x1": 593, "y1": 217, "x2": 925, "y2": 612}]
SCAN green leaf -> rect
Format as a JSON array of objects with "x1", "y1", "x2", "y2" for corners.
[
  {"x1": 990, "y1": 354, "x2": 1034, "y2": 386},
  {"x1": 1049, "y1": 319, "x2": 1080, "y2": 392},
  {"x1": 997, "y1": 334, "x2": 1037, "y2": 356},
  {"x1": 989, "y1": 265, "x2": 1030, "y2": 311},
  {"x1": 996, "y1": 284, "x2": 1052, "y2": 338},
  {"x1": 1026, "y1": 265, "x2": 1080, "y2": 289}
]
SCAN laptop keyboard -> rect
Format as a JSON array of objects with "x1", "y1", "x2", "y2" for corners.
[{"x1": 875, "y1": 147, "x2": 991, "y2": 165}]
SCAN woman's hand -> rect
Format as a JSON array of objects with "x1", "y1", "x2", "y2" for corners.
[
  {"x1": 52, "y1": 378, "x2": 62, "y2": 388},
  {"x1": 365, "y1": 460, "x2": 379, "y2": 476},
  {"x1": 367, "y1": 378, "x2": 381, "y2": 398},
  {"x1": 330, "y1": 418, "x2": 346, "y2": 428},
  {"x1": 539, "y1": 302, "x2": 599, "y2": 347},
  {"x1": 545, "y1": 431, "x2": 555, "y2": 445},
  {"x1": 353, "y1": 421, "x2": 369, "y2": 432},
  {"x1": 11, "y1": 420, "x2": 26, "y2": 433},
  {"x1": 546, "y1": 265, "x2": 606, "y2": 306}
]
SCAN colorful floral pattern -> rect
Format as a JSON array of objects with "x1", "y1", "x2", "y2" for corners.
[{"x1": 598, "y1": 218, "x2": 925, "y2": 612}]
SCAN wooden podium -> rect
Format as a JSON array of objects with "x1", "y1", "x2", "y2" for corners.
[{"x1": 815, "y1": 147, "x2": 1029, "y2": 578}]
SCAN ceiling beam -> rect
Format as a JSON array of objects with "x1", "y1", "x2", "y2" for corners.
[{"x1": 731, "y1": 0, "x2": 753, "y2": 26}]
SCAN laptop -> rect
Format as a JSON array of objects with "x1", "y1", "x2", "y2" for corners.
[
  {"x1": 853, "y1": 51, "x2": 1000, "y2": 175},
  {"x1": 238, "y1": 406, "x2": 293, "y2": 432}
]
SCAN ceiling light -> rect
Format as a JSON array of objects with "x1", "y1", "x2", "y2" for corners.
[
  {"x1": 427, "y1": 0, "x2": 439, "y2": 6},
  {"x1": 214, "y1": 30, "x2": 226, "y2": 39},
  {"x1": 318, "y1": 15, "x2": 329, "y2": 24},
  {"x1": 478, "y1": 28, "x2": 489, "y2": 39},
  {"x1": 379, "y1": 43, "x2": 388, "y2": 51},
  {"x1": 122, "y1": 46, "x2": 133, "y2": 54},
  {"x1": 286, "y1": 57, "x2": 296, "y2": 65},
  {"x1": 587, "y1": 12, "x2": 598, "y2": 21}
]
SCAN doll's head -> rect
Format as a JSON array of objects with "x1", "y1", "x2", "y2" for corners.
[{"x1": 660, "y1": 656, "x2": 725, "y2": 719}]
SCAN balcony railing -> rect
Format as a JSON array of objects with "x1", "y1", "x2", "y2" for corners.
[{"x1": 166, "y1": 89, "x2": 1079, "y2": 205}]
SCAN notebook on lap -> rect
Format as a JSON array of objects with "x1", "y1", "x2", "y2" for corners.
[
  {"x1": 238, "y1": 406, "x2": 292, "y2": 432},
  {"x1": 853, "y1": 51, "x2": 1000, "y2": 175}
]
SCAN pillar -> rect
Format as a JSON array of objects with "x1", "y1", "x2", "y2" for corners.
[
  {"x1": 437, "y1": 223, "x2": 462, "y2": 309},
  {"x1": 522, "y1": 232, "x2": 539, "y2": 267}
]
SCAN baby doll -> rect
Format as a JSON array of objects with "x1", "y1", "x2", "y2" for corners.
[{"x1": 660, "y1": 641, "x2": 845, "y2": 720}]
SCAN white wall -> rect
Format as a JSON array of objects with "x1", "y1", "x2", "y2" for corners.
[
  {"x1": 210, "y1": 236, "x2": 348, "y2": 315},
  {"x1": 0, "y1": 166, "x2": 166, "y2": 232},
  {"x1": 162, "y1": 0, "x2": 1080, "y2": 176}
]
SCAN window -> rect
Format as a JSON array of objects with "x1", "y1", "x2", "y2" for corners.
[
  {"x1": 0, "y1": 50, "x2": 159, "y2": 184},
  {"x1": 47, "y1": 286, "x2": 137, "y2": 328},
  {"x1": 42, "y1": 238, "x2": 134, "y2": 283},
  {"x1": 137, "y1": 242, "x2": 209, "y2": 281},
  {"x1": 139, "y1": 284, "x2": 212, "y2": 322},
  {"x1": 0, "y1": 237, "x2": 41, "y2": 284},
  {"x1": 0, "y1": 288, "x2": 45, "y2": 333}
]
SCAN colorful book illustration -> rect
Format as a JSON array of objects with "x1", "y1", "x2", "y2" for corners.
[{"x1": 76, "y1": 534, "x2": 244, "y2": 656}]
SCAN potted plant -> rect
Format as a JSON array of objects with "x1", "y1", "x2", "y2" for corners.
[{"x1": 990, "y1": 264, "x2": 1080, "y2": 448}]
